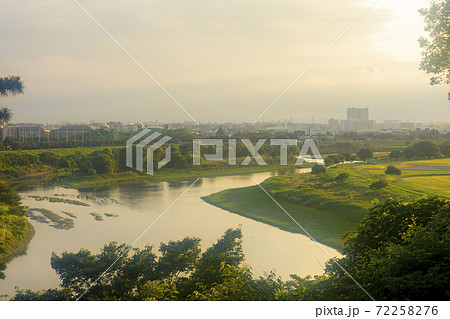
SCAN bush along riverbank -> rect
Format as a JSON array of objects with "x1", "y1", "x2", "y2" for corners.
[{"x1": 0, "y1": 181, "x2": 35, "y2": 277}]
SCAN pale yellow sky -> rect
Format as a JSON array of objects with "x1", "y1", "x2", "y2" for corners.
[{"x1": 1, "y1": 0, "x2": 448, "y2": 124}]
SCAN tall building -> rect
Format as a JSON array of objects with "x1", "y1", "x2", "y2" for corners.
[
  {"x1": 328, "y1": 118, "x2": 340, "y2": 128},
  {"x1": 347, "y1": 107, "x2": 369, "y2": 121},
  {"x1": 342, "y1": 107, "x2": 374, "y2": 131}
]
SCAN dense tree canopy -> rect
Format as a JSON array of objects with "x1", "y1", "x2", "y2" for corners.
[
  {"x1": 311, "y1": 163, "x2": 326, "y2": 174},
  {"x1": 419, "y1": 1, "x2": 450, "y2": 86},
  {"x1": 1, "y1": 76, "x2": 23, "y2": 140},
  {"x1": 0, "y1": 76, "x2": 23, "y2": 97},
  {"x1": 385, "y1": 165, "x2": 401, "y2": 175},
  {"x1": 403, "y1": 141, "x2": 441, "y2": 158},
  {"x1": 356, "y1": 148, "x2": 373, "y2": 161}
]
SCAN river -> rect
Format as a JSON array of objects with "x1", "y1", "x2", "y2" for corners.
[{"x1": 0, "y1": 169, "x2": 341, "y2": 299}]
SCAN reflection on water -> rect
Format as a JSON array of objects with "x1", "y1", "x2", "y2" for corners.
[{"x1": 1, "y1": 168, "x2": 340, "y2": 300}]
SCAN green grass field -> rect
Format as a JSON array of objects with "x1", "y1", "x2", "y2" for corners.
[{"x1": 203, "y1": 159, "x2": 450, "y2": 251}]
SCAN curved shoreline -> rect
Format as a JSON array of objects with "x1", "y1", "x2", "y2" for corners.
[
  {"x1": 201, "y1": 186, "x2": 355, "y2": 252},
  {"x1": 0, "y1": 221, "x2": 35, "y2": 263}
]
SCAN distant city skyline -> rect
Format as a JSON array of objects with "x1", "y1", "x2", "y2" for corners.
[{"x1": 1, "y1": 0, "x2": 448, "y2": 124}]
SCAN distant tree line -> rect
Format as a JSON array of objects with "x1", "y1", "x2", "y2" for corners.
[
  {"x1": 1, "y1": 139, "x2": 449, "y2": 180},
  {"x1": 322, "y1": 141, "x2": 449, "y2": 167},
  {"x1": 390, "y1": 141, "x2": 450, "y2": 159}
]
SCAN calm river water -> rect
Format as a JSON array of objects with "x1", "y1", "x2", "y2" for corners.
[{"x1": 0, "y1": 169, "x2": 341, "y2": 299}]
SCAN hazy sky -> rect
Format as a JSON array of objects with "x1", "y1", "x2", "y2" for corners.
[{"x1": 1, "y1": 0, "x2": 448, "y2": 124}]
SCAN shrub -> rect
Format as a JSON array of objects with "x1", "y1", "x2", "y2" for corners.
[
  {"x1": 92, "y1": 154, "x2": 116, "y2": 174},
  {"x1": 356, "y1": 148, "x2": 373, "y2": 160},
  {"x1": 58, "y1": 158, "x2": 72, "y2": 169},
  {"x1": 324, "y1": 157, "x2": 335, "y2": 167},
  {"x1": 389, "y1": 150, "x2": 402, "y2": 159},
  {"x1": 324, "y1": 154, "x2": 346, "y2": 167},
  {"x1": 369, "y1": 179, "x2": 388, "y2": 190},
  {"x1": 342, "y1": 153, "x2": 353, "y2": 161},
  {"x1": 39, "y1": 152, "x2": 61, "y2": 166},
  {"x1": 385, "y1": 165, "x2": 401, "y2": 175},
  {"x1": 311, "y1": 164, "x2": 326, "y2": 175},
  {"x1": 0, "y1": 180, "x2": 23, "y2": 208},
  {"x1": 440, "y1": 141, "x2": 450, "y2": 156},
  {"x1": 1, "y1": 167, "x2": 20, "y2": 178},
  {"x1": 334, "y1": 172, "x2": 350, "y2": 182}
]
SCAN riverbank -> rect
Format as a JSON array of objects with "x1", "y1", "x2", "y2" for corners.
[
  {"x1": 0, "y1": 181, "x2": 35, "y2": 265},
  {"x1": 202, "y1": 186, "x2": 360, "y2": 251},
  {"x1": 52, "y1": 165, "x2": 304, "y2": 188},
  {"x1": 203, "y1": 159, "x2": 450, "y2": 251},
  {"x1": 0, "y1": 221, "x2": 35, "y2": 263}
]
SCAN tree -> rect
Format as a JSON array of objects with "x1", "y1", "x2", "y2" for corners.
[
  {"x1": 334, "y1": 172, "x2": 350, "y2": 182},
  {"x1": 369, "y1": 179, "x2": 388, "y2": 190},
  {"x1": 92, "y1": 154, "x2": 116, "y2": 174},
  {"x1": 440, "y1": 141, "x2": 450, "y2": 156},
  {"x1": 342, "y1": 153, "x2": 353, "y2": 162},
  {"x1": 191, "y1": 228, "x2": 244, "y2": 286},
  {"x1": 12, "y1": 228, "x2": 248, "y2": 301},
  {"x1": 0, "y1": 76, "x2": 24, "y2": 140},
  {"x1": 155, "y1": 237, "x2": 201, "y2": 279},
  {"x1": 385, "y1": 165, "x2": 401, "y2": 175},
  {"x1": 38, "y1": 152, "x2": 61, "y2": 167},
  {"x1": 403, "y1": 141, "x2": 441, "y2": 158},
  {"x1": 324, "y1": 157, "x2": 335, "y2": 167},
  {"x1": 0, "y1": 180, "x2": 22, "y2": 207},
  {"x1": 356, "y1": 148, "x2": 373, "y2": 161},
  {"x1": 0, "y1": 76, "x2": 24, "y2": 97},
  {"x1": 0, "y1": 107, "x2": 13, "y2": 141},
  {"x1": 389, "y1": 150, "x2": 402, "y2": 159},
  {"x1": 324, "y1": 154, "x2": 345, "y2": 167},
  {"x1": 338, "y1": 198, "x2": 450, "y2": 300},
  {"x1": 311, "y1": 163, "x2": 326, "y2": 175},
  {"x1": 418, "y1": 0, "x2": 450, "y2": 95}
]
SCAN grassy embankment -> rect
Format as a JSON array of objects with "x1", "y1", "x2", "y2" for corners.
[
  {"x1": 58, "y1": 164, "x2": 300, "y2": 188},
  {"x1": 0, "y1": 182, "x2": 35, "y2": 264},
  {"x1": 0, "y1": 213, "x2": 34, "y2": 262},
  {"x1": 203, "y1": 158, "x2": 450, "y2": 250}
]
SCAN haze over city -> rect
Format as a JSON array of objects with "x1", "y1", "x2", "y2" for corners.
[{"x1": 1, "y1": 0, "x2": 449, "y2": 124}]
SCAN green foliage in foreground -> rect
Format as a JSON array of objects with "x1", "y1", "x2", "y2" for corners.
[
  {"x1": 419, "y1": 0, "x2": 450, "y2": 86},
  {"x1": 12, "y1": 198, "x2": 450, "y2": 300},
  {"x1": 0, "y1": 181, "x2": 33, "y2": 277}
]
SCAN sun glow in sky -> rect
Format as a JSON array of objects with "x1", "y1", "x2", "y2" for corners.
[{"x1": 1, "y1": 0, "x2": 448, "y2": 124}]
